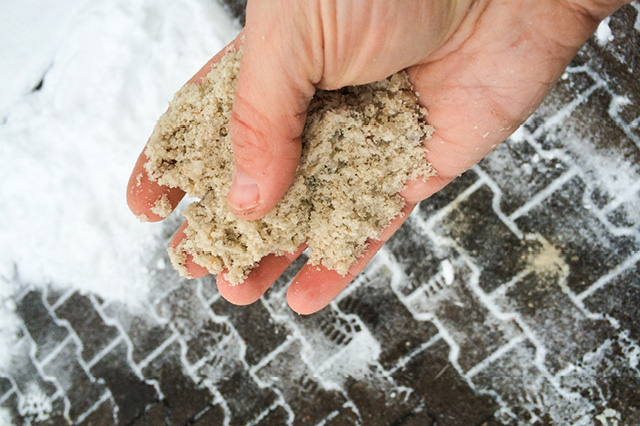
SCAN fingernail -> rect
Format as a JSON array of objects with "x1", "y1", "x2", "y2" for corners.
[{"x1": 228, "y1": 168, "x2": 259, "y2": 211}]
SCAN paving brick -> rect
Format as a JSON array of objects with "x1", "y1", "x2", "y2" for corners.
[
  {"x1": 557, "y1": 336, "x2": 640, "y2": 425},
  {"x1": 343, "y1": 376, "x2": 428, "y2": 426},
  {"x1": 184, "y1": 318, "x2": 233, "y2": 365},
  {"x1": 211, "y1": 298, "x2": 288, "y2": 366},
  {"x1": 54, "y1": 293, "x2": 120, "y2": 363},
  {"x1": 433, "y1": 184, "x2": 538, "y2": 292},
  {"x1": 291, "y1": 306, "x2": 366, "y2": 368},
  {"x1": 530, "y1": 83, "x2": 640, "y2": 213},
  {"x1": 580, "y1": 341, "x2": 640, "y2": 425},
  {"x1": 222, "y1": 0, "x2": 247, "y2": 25},
  {"x1": 526, "y1": 68, "x2": 597, "y2": 132},
  {"x1": 418, "y1": 168, "x2": 480, "y2": 218},
  {"x1": 142, "y1": 341, "x2": 213, "y2": 425},
  {"x1": 101, "y1": 306, "x2": 173, "y2": 364},
  {"x1": 391, "y1": 338, "x2": 497, "y2": 426},
  {"x1": 584, "y1": 259, "x2": 640, "y2": 342},
  {"x1": 6, "y1": 337, "x2": 58, "y2": 399},
  {"x1": 605, "y1": 190, "x2": 640, "y2": 229},
  {"x1": 404, "y1": 259, "x2": 522, "y2": 372},
  {"x1": 475, "y1": 416, "x2": 507, "y2": 426},
  {"x1": 385, "y1": 217, "x2": 455, "y2": 296},
  {"x1": 396, "y1": 410, "x2": 438, "y2": 426},
  {"x1": 0, "y1": 392, "x2": 21, "y2": 426},
  {"x1": 191, "y1": 403, "x2": 227, "y2": 425},
  {"x1": 41, "y1": 340, "x2": 104, "y2": 422},
  {"x1": 154, "y1": 281, "x2": 212, "y2": 335},
  {"x1": 338, "y1": 271, "x2": 439, "y2": 369},
  {"x1": 45, "y1": 288, "x2": 69, "y2": 309},
  {"x1": 30, "y1": 397, "x2": 69, "y2": 425},
  {"x1": 155, "y1": 280, "x2": 234, "y2": 366},
  {"x1": 89, "y1": 340, "x2": 157, "y2": 425},
  {"x1": 470, "y1": 340, "x2": 556, "y2": 424},
  {"x1": 532, "y1": 91, "x2": 640, "y2": 187},
  {"x1": 478, "y1": 139, "x2": 570, "y2": 216},
  {"x1": 198, "y1": 275, "x2": 220, "y2": 303},
  {"x1": 469, "y1": 338, "x2": 634, "y2": 424},
  {"x1": 497, "y1": 267, "x2": 615, "y2": 374},
  {"x1": 631, "y1": 121, "x2": 640, "y2": 144},
  {"x1": 129, "y1": 402, "x2": 169, "y2": 426},
  {"x1": 254, "y1": 339, "x2": 346, "y2": 426},
  {"x1": 581, "y1": 8, "x2": 640, "y2": 124},
  {"x1": 565, "y1": 87, "x2": 640, "y2": 165},
  {"x1": 215, "y1": 368, "x2": 278, "y2": 426},
  {"x1": 262, "y1": 254, "x2": 309, "y2": 315},
  {"x1": 76, "y1": 397, "x2": 116, "y2": 426},
  {"x1": 0, "y1": 377, "x2": 12, "y2": 396},
  {"x1": 252, "y1": 405, "x2": 290, "y2": 426},
  {"x1": 18, "y1": 291, "x2": 68, "y2": 362},
  {"x1": 324, "y1": 407, "x2": 359, "y2": 426},
  {"x1": 192, "y1": 335, "x2": 244, "y2": 387},
  {"x1": 515, "y1": 176, "x2": 639, "y2": 294}
]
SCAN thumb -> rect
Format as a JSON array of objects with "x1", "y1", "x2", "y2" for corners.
[{"x1": 227, "y1": 3, "x2": 320, "y2": 219}]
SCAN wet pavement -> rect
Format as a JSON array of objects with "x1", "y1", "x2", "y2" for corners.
[{"x1": 2, "y1": 2, "x2": 639, "y2": 425}]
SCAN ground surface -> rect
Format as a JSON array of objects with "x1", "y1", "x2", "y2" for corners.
[{"x1": 1, "y1": 1, "x2": 639, "y2": 425}]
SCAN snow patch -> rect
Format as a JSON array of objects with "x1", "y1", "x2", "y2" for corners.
[
  {"x1": 560, "y1": 127, "x2": 639, "y2": 202},
  {"x1": 0, "y1": 408, "x2": 13, "y2": 426},
  {"x1": 0, "y1": 0, "x2": 240, "y2": 311},
  {"x1": 318, "y1": 330, "x2": 382, "y2": 387},
  {"x1": 608, "y1": 94, "x2": 631, "y2": 117},
  {"x1": 440, "y1": 259, "x2": 455, "y2": 286},
  {"x1": 619, "y1": 330, "x2": 640, "y2": 370},
  {"x1": 595, "y1": 408, "x2": 621, "y2": 426},
  {"x1": 0, "y1": 278, "x2": 19, "y2": 371},
  {"x1": 18, "y1": 383, "x2": 53, "y2": 423},
  {"x1": 596, "y1": 17, "x2": 614, "y2": 46},
  {"x1": 508, "y1": 125, "x2": 527, "y2": 143},
  {"x1": 0, "y1": 0, "x2": 88, "y2": 114}
]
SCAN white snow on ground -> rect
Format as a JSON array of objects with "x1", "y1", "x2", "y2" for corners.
[
  {"x1": 0, "y1": 0, "x2": 86, "y2": 115},
  {"x1": 596, "y1": 17, "x2": 614, "y2": 46},
  {"x1": 0, "y1": 0, "x2": 240, "y2": 367},
  {"x1": 0, "y1": 277, "x2": 19, "y2": 370},
  {"x1": 0, "y1": 407, "x2": 13, "y2": 426}
]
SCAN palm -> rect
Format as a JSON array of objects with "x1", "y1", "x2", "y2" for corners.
[{"x1": 402, "y1": 0, "x2": 599, "y2": 202}]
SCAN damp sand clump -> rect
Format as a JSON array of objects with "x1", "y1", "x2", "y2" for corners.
[{"x1": 145, "y1": 49, "x2": 434, "y2": 284}]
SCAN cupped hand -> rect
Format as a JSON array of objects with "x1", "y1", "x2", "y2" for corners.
[{"x1": 128, "y1": 0, "x2": 630, "y2": 314}]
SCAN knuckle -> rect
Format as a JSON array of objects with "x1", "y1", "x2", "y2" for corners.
[{"x1": 229, "y1": 107, "x2": 272, "y2": 161}]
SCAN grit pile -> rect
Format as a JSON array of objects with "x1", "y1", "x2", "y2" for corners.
[{"x1": 145, "y1": 48, "x2": 434, "y2": 284}]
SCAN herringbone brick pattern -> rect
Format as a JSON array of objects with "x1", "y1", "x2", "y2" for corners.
[{"x1": 2, "y1": 3, "x2": 639, "y2": 425}]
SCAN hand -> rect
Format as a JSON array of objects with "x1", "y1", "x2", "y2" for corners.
[{"x1": 128, "y1": 0, "x2": 630, "y2": 314}]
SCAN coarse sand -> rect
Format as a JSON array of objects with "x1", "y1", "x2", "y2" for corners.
[{"x1": 145, "y1": 48, "x2": 434, "y2": 284}]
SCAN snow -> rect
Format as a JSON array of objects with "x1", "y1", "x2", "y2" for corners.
[
  {"x1": 0, "y1": 277, "x2": 19, "y2": 370},
  {"x1": 596, "y1": 17, "x2": 614, "y2": 46},
  {"x1": 440, "y1": 259, "x2": 455, "y2": 286},
  {"x1": 0, "y1": 0, "x2": 240, "y2": 367},
  {"x1": 0, "y1": 0, "x2": 86, "y2": 115},
  {"x1": 18, "y1": 383, "x2": 53, "y2": 423},
  {"x1": 0, "y1": 408, "x2": 13, "y2": 426}
]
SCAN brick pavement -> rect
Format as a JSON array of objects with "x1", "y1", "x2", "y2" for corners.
[{"x1": 2, "y1": 3, "x2": 639, "y2": 425}]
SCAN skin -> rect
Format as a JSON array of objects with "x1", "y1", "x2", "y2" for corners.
[{"x1": 128, "y1": 0, "x2": 632, "y2": 314}]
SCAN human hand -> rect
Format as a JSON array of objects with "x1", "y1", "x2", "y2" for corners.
[{"x1": 128, "y1": 0, "x2": 631, "y2": 314}]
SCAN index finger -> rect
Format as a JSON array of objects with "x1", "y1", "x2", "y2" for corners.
[{"x1": 126, "y1": 33, "x2": 245, "y2": 221}]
